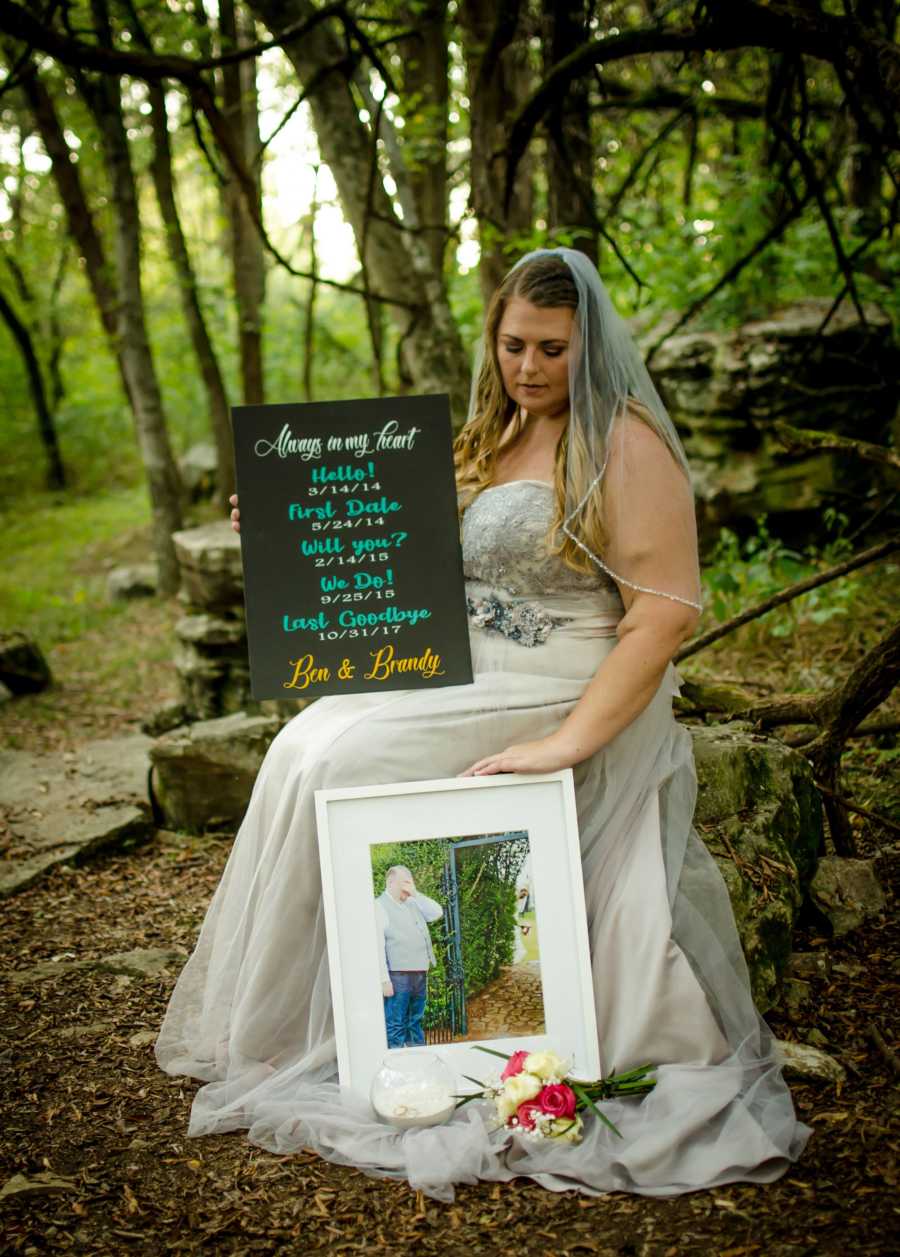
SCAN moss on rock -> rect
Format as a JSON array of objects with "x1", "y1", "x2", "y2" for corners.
[{"x1": 691, "y1": 722, "x2": 823, "y2": 1010}]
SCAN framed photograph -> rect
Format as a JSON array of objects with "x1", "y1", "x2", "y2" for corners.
[{"x1": 314, "y1": 771, "x2": 600, "y2": 1104}]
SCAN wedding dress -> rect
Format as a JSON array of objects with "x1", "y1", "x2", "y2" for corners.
[{"x1": 156, "y1": 478, "x2": 810, "y2": 1199}]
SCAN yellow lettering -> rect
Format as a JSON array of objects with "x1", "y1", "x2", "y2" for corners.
[
  {"x1": 422, "y1": 650, "x2": 445, "y2": 679},
  {"x1": 365, "y1": 644, "x2": 395, "y2": 681},
  {"x1": 283, "y1": 654, "x2": 331, "y2": 690},
  {"x1": 363, "y1": 644, "x2": 445, "y2": 682}
]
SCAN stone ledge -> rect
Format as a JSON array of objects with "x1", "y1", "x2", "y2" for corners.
[
  {"x1": 0, "y1": 735, "x2": 154, "y2": 898},
  {"x1": 150, "y1": 711, "x2": 285, "y2": 834}
]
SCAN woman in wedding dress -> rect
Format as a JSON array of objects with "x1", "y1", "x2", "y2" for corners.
[{"x1": 156, "y1": 247, "x2": 810, "y2": 1199}]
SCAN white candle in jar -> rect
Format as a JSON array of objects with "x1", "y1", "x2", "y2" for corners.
[{"x1": 372, "y1": 1082, "x2": 455, "y2": 1129}]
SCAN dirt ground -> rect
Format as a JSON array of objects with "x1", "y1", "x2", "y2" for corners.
[
  {"x1": 2, "y1": 527, "x2": 898, "y2": 1254},
  {"x1": 1, "y1": 828, "x2": 897, "y2": 1257}
]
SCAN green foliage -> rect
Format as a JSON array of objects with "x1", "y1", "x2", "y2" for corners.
[
  {"x1": 1, "y1": 4, "x2": 895, "y2": 548},
  {"x1": 0, "y1": 484, "x2": 154, "y2": 644},
  {"x1": 457, "y1": 837, "x2": 527, "y2": 997},
  {"x1": 702, "y1": 511, "x2": 859, "y2": 640}
]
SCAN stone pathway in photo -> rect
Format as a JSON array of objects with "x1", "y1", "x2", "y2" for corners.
[{"x1": 458, "y1": 962, "x2": 545, "y2": 1042}]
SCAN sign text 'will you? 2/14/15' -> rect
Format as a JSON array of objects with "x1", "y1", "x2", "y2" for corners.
[{"x1": 231, "y1": 395, "x2": 473, "y2": 700}]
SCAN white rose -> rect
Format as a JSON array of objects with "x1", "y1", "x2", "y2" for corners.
[
  {"x1": 495, "y1": 1071, "x2": 542, "y2": 1120},
  {"x1": 549, "y1": 1114, "x2": 583, "y2": 1143},
  {"x1": 524, "y1": 1050, "x2": 567, "y2": 1082}
]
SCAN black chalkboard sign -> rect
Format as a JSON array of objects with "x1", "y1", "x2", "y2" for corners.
[{"x1": 232, "y1": 394, "x2": 473, "y2": 700}]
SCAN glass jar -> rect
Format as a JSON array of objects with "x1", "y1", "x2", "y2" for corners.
[{"x1": 370, "y1": 1049, "x2": 456, "y2": 1129}]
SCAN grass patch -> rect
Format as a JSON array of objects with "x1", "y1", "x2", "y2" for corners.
[
  {"x1": 0, "y1": 484, "x2": 180, "y2": 751},
  {"x1": 0, "y1": 484, "x2": 159, "y2": 645}
]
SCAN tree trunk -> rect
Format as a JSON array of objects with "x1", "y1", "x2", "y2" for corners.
[
  {"x1": 75, "y1": 33, "x2": 183, "y2": 591},
  {"x1": 0, "y1": 281, "x2": 66, "y2": 489},
  {"x1": 148, "y1": 82, "x2": 235, "y2": 503},
  {"x1": 219, "y1": 0, "x2": 266, "y2": 404},
  {"x1": 846, "y1": 0, "x2": 894, "y2": 238},
  {"x1": 302, "y1": 167, "x2": 318, "y2": 401},
  {"x1": 125, "y1": 3, "x2": 235, "y2": 505},
  {"x1": 13, "y1": 58, "x2": 133, "y2": 409},
  {"x1": 541, "y1": 0, "x2": 596, "y2": 263},
  {"x1": 397, "y1": 1, "x2": 449, "y2": 276},
  {"x1": 246, "y1": 0, "x2": 471, "y2": 422},
  {"x1": 458, "y1": 0, "x2": 536, "y2": 304}
]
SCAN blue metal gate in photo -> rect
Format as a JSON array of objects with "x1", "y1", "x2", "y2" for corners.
[{"x1": 425, "y1": 830, "x2": 529, "y2": 1045}]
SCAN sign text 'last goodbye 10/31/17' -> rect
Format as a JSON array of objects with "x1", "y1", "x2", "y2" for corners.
[{"x1": 232, "y1": 394, "x2": 473, "y2": 701}]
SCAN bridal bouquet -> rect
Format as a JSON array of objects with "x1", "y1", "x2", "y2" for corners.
[{"x1": 456, "y1": 1046, "x2": 656, "y2": 1143}]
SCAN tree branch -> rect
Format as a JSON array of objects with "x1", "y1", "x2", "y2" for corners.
[
  {"x1": 768, "y1": 116, "x2": 869, "y2": 326},
  {"x1": 604, "y1": 104, "x2": 692, "y2": 220},
  {"x1": 774, "y1": 422, "x2": 900, "y2": 473},
  {"x1": 592, "y1": 80, "x2": 833, "y2": 120},
  {"x1": 502, "y1": 1, "x2": 900, "y2": 213},
  {"x1": 0, "y1": 0, "x2": 350, "y2": 82},
  {"x1": 676, "y1": 535, "x2": 900, "y2": 662},
  {"x1": 644, "y1": 191, "x2": 814, "y2": 365}
]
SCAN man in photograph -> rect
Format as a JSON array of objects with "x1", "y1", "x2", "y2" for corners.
[{"x1": 375, "y1": 865, "x2": 444, "y2": 1048}]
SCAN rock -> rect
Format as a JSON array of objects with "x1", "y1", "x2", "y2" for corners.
[
  {"x1": 645, "y1": 298, "x2": 895, "y2": 535},
  {"x1": 107, "y1": 563, "x2": 158, "y2": 601},
  {"x1": 0, "y1": 631, "x2": 52, "y2": 695},
  {"x1": 782, "y1": 977, "x2": 811, "y2": 1017},
  {"x1": 95, "y1": 949, "x2": 183, "y2": 979},
  {"x1": 790, "y1": 951, "x2": 832, "y2": 981},
  {"x1": 140, "y1": 702, "x2": 190, "y2": 738},
  {"x1": 173, "y1": 612, "x2": 252, "y2": 719},
  {"x1": 0, "y1": 735, "x2": 154, "y2": 897},
  {"x1": 179, "y1": 442, "x2": 219, "y2": 501},
  {"x1": 10, "y1": 947, "x2": 184, "y2": 985},
  {"x1": 54, "y1": 1022, "x2": 113, "y2": 1040},
  {"x1": 150, "y1": 711, "x2": 284, "y2": 833},
  {"x1": 0, "y1": 1172, "x2": 77, "y2": 1200},
  {"x1": 775, "y1": 1038, "x2": 846, "y2": 1084},
  {"x1": 129, "y1": 1029, "x2": 159, "y2": 1048},
  {"x1": 691, "y1": 722, "x2": 823, "y2": 1011},
  {"x1": 173, "y1": 521, "x2": 243, "y2": 610},
  {"x1": 809, "y1": 855, "x2": 886, "y2": 936},
  {"x1": 175, "y1": 612, "x2": 245, "y2": 649}
]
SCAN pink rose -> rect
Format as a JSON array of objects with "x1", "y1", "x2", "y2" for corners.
[
  {"x1": 538, "y1": 1083, "x2": 577, "y2": 1119},
  {"x1": 501, "y1": 1050, "x2": 530, "y2": 1081},
  {"x1": 515, "y1": 1100, "x2": 543, "y2": 1131}
]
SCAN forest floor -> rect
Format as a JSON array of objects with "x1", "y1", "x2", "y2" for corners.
[{"x1": 1, "y1": 490, "x2": 898, "y2": 1255}]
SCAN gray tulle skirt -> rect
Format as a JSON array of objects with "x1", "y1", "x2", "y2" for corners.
[{"x1": 155, "y1": 596, "x2": 810, "y2": 1200}]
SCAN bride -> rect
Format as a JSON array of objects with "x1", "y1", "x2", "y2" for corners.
[{"x1": 156, "y1": 247, "x2": 810, "y2": 1199}]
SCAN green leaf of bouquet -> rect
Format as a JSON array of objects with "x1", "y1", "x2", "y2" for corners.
[
  {"x1": 473, "y1": 1046, "x2": 512, "y2": 1061},
  {"x1": 572, "y1": 1082, "x2": 622, "y2": 1139}
]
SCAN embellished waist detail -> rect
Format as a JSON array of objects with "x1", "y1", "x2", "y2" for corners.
[{"x1": 466, "y1": 592, "x2": 571, "y2": 647}]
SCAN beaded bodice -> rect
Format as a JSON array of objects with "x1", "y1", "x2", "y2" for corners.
[{"x1": 461, "y1": 480, "x2": 620, "y2": 602}]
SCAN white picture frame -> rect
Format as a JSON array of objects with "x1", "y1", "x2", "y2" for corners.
[{"x1": 314, "y1": 770, "x2": 600, "y2": 1104}]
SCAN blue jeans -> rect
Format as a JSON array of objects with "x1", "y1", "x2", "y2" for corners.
[{"x1": 383, "y1": 970, "x2": 427, "y2": 1048}]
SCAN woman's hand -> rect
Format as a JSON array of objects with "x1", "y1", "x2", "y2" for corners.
[
  {"x1": 461, "y1": 733, "x2": 580, "y2": 777},
  {"x1": 229, "y1": 493, "x2": 240, "y2": 534}
]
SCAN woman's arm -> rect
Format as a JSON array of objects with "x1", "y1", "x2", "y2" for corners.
[
  {"x1": 462, "y1": 418, "x2": 701, "y2": 776},
  {"x1": 462, "y1": 592, "x2": 697, "y2": 775}
]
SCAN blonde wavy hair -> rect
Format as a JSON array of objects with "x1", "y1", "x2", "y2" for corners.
[{"x1": 454, "y1": 254, "x2": 610, "y2": 577}]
